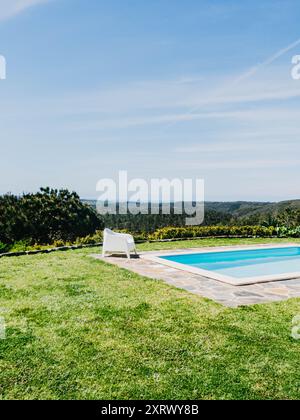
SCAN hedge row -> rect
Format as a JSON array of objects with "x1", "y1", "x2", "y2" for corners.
[
  {"x1": 2, "y1": 225, "x2": 296, "y2": 256},
  {"x1": 148, "y1": 225, "x2": 277, "y2": 240}
]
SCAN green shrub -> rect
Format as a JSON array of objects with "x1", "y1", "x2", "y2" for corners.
[
  {"x1": 277, "y1": 226, "x2": 300, "y2": 238},
  {"x1": 0, "y1": 188, "x2": 104, "y2": 245},
  {"x1": 149, "y1": 225, "x2": 277, "y2": 240},
  {"x1": 53, "y1": 240, "x2": 66, "y2": 248},
  {"x1": 9, "y1": 240, "x2": 31, "y2": 252},
  {"x1": 75, "y1": 230, "x2": 103, "y2": 245},
  {"x1": 0, "y1": 242, "x2": 9, "y2": 253}
]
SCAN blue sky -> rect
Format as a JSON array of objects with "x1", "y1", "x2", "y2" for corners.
[{"x1": 0, "y1": 0, "x2": 300, "y2": 200}]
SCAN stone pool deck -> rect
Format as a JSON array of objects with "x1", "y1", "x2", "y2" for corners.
[{"x1": 92, "y1": 246, "x2": 300, "y2": 307}]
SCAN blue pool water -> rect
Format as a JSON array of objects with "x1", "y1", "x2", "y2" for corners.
[{"x1": 160, "y1": 247, "x2": 300, "y2": 279}]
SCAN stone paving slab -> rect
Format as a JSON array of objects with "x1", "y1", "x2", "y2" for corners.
[{"x1": 91, "y1": 247, "x2": 300, "y2": 307}]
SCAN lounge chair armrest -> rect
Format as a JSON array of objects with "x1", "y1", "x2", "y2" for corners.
[{"x1": 122, "y1": 233, "x2": 135, "y2": 242}]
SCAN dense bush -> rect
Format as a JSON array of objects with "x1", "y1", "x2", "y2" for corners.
[
  {"x1": 277, "y1": 226, "x2": 300, "y2": 238},
  {"x1": 0, "y1": 188, "x2": 104, "y2": 245},
  {"x1": 0, "y1": 242, "x2": 9, "y2": 253},
  {"x1": 149, "y1": 225, "x2": 277, "y2": 240}
]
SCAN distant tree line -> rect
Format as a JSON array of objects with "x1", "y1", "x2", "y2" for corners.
[
  {"x1": 101, "y1": 206, "x2": 232, "y2": 233},
  {"x1": 100, "y1": 204, "x2": 300, "y2": 232}
]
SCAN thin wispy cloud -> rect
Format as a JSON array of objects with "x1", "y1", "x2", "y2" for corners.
[
  {"x1": 164, "y1": 37, "x2": 300, "y2": 127},
  {"x1": 68, "y1": 107, "x2": 300, "y2": 130},
  {"x1": 49, "y1": 61, "x2": 300, "y2": 129},
  {"x1": 180, "y1": 158, "x2": 300, "y2": 170},
  {"x1": 60, "y1": 76, "x2": 300, "y2": 115},
  {"x1": 174, "y1": 140, "x2": 287, "y2": 154},
  {"x1": 0, "y1": 0, "x2": 50, "y2": 21}
]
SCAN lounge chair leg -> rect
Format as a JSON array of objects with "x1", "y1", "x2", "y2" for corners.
[{"x1": 126, "y1": 251, "x2": 131, "y2": 259}]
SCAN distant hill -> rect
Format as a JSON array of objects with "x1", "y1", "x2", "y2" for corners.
[
  {"x1": 81, "y1": 199, "x2": 300, "y2": 231},
  {"x1": 83, "y1": 199, "x2": 300, "y2": 216},
  {"x1": 205, "y1": 200, "x2": 300, "y2": 218}
]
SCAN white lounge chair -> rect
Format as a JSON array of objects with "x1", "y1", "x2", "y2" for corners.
[{"x1": 102, "y1": 228, "x2": 137, "y2": 259}]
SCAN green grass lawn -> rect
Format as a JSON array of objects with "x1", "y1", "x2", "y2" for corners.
[{"x1": 0, "y1": 238, "x2": 300, "y2": 400}]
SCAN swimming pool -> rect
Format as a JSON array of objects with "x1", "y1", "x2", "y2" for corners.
[{"x1": 148, "y1": 245, "x2": 300, "y2": 285}]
